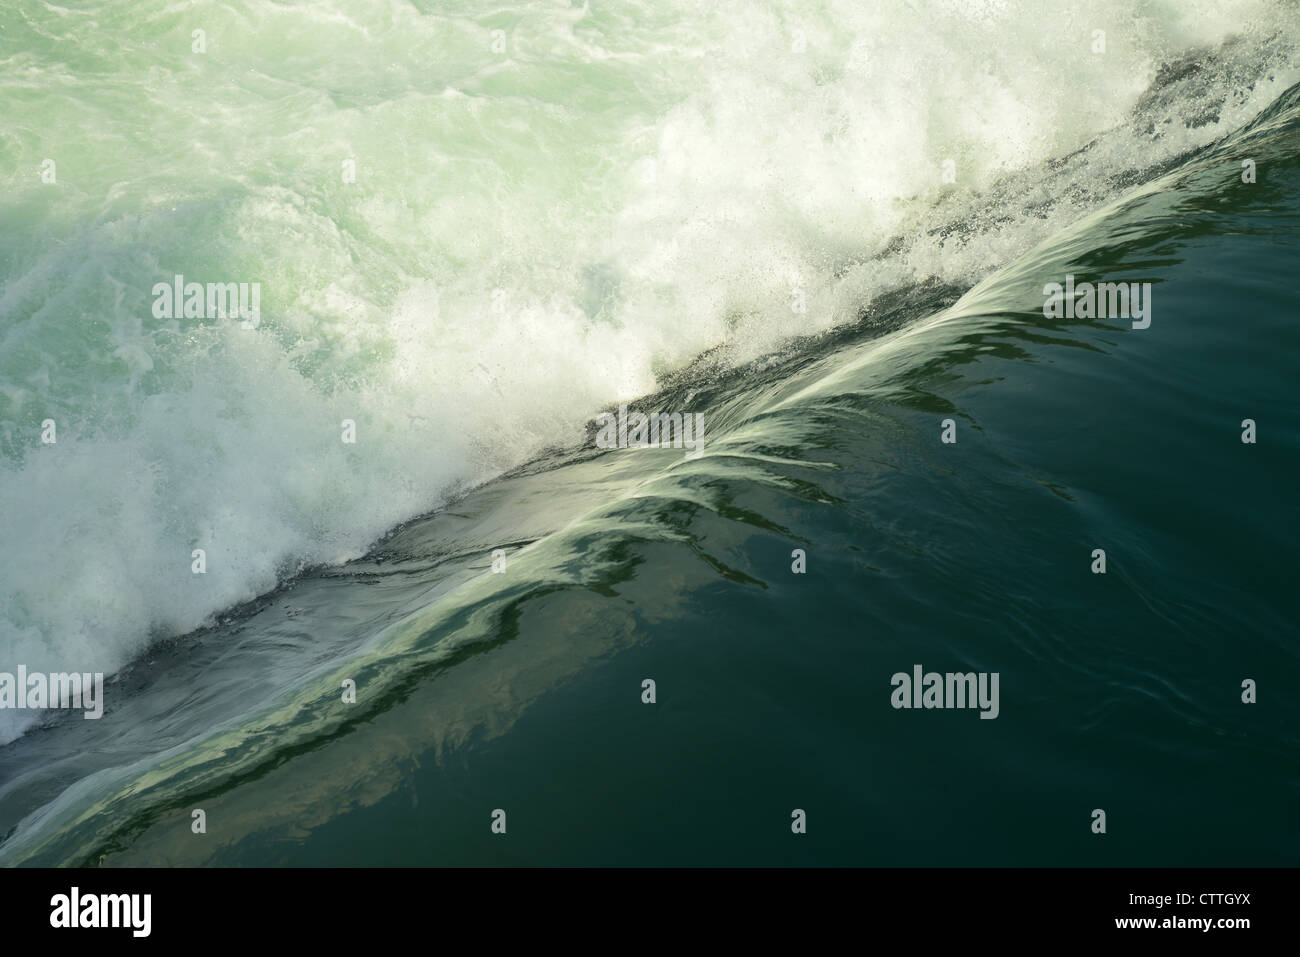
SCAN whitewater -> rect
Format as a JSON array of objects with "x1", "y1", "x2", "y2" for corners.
[{"x1": 2, "y1": 0, "x2": 1299, "y2": 747}]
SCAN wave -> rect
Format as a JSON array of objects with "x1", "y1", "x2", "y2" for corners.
[
  {"x1": 2, "y1": 0, "x2": 1300, "y2": 749},
  {"x1": 2, "y1": 66, "x2": 1298, "y2": 863}
]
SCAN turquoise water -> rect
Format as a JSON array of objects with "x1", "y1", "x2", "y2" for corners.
[{"x1": 1, "y1": 1, "x2": 1298, "y2": 865}]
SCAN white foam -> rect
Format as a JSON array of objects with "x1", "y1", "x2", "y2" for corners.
[{"x1": 2, "y1": 0, "x2": 1297, "y2": 742}]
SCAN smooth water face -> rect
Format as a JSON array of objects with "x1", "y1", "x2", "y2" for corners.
[
  {"x1": 1, "y1": 2, "x2": 1298, "y2": 865},
  {"x1": 4, "y1": 0, "x2": 1299, "y2": 724}
]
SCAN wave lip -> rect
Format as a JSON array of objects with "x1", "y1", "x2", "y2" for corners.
[
  {"x1": 3, "y1": 0, "x2": 1300, "y2": 746},
  {"x1": 3, "y1": 77, "x2": 1300, "y2": 861}
]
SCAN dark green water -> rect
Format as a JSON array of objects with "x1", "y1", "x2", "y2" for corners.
[{"x1": 2, "y1": 81, "x2": 1295, "y2": 866}]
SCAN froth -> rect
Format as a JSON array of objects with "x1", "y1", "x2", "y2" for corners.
[{"x1": 2, "y1": 0, "x2": 1297, "y2": 739}]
